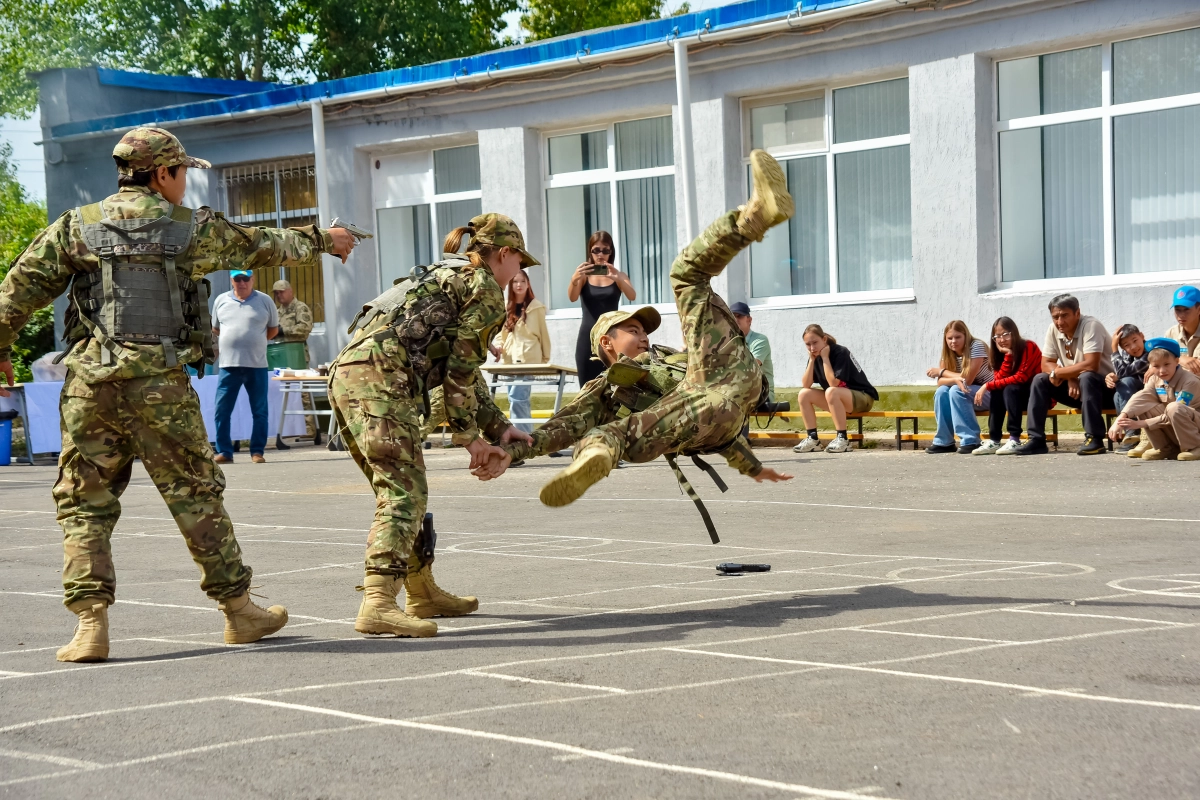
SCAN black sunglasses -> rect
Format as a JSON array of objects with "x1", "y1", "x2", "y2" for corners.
[
  {"x1": 232, "y1": 275, "x2": 251, "y2": 282},
  {"x1": 590, "y1": 247, "x2": 613, "y2": 255}
]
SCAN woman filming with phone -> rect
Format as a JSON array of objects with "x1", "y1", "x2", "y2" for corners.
[{"x1": 568, "y1": 231, "x2": 636, "y2": 385}]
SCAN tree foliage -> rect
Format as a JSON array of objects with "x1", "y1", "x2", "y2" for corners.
[
  {"x1": 0, "y1": 142, "x2": 53, "y2": 380},
  {"x1": 521, "y1": 0, "x2": 681, "y2": 42}
]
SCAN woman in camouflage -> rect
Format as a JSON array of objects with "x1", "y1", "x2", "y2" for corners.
[{"x1": 329, "y1": 214, "x2": 535, "y2": 638}]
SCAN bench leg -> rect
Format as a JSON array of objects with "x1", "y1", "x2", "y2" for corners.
[{"x1": 912, "y1": 417, "x2": 918, "y2": 451}]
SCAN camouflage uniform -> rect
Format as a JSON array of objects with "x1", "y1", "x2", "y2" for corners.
[
  {"x1": 274, "y1": 289, "x2": 318, "y2": 437},
  {"x1": 330, "y1": 214, "x2": 535, "y2": 576},
  {"x1": 419, "y1": 374, "x2": 496, "y2": 442},
  {"x1": 0, "y1": 129, "x2": 334, "y2": 608},
  {"x1": 505, "y1": 209, "x2": 764, "y2": 477}
]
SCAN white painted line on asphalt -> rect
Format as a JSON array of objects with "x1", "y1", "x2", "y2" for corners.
[
  {"x1": 1001, "y1": 609, "x2": 1194, "y2": 626},
  {"x1": 665, "y1": 648, "x2": 1200, "y2": 713},
  {"x1": 227, "y1": 696, "x2": 900, "y2": 800},
  {"x1": 463, "y1": 670, "x2": 628, "y2": 694},
  {"x1": 0, "y1": 669, "x2": 32, "y2": 676},
  {"x1": 852, "y1": 630, "x2": 1013, "y2": 644},
  {"x1": 0, "y1": 747, "x2": 104, "y2": 769}
]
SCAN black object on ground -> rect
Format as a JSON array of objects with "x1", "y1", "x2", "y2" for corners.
[{"x1": 716, "y1": 563, "x2": 771, "y2": 574}]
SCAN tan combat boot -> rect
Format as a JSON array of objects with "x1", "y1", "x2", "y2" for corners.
[
  {"x1": 405, "y1": 565, "x2": 479, "y2": 618},
  {"x1": 1127, "y1": 437, "x2": 1153, "y2": 458},
  {"x1": 1177, "y1": 447, "x2": 1200, "y2": 462},
  {"x1": 737, "y1": 149, "x2": 795, "y2": 242},
  {"x1": 56, "y1": 599, "x2": 109, "y2": 663},
  {"x1": 355, "y1": 574, "x2": 438, "y2": 637},
  {"x1": 539, "y1": 444, "x2": 614, "y2": 507},
  {"x1": 218, "y1": 592, "x2": 288, "y2": 644}
]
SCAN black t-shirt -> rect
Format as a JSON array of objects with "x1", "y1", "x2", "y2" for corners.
[{"x1": 810, "y1": 342, "x2": 878, "y2": 400}]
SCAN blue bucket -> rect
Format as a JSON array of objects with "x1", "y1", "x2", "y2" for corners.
[{"x1": 0, "y1": 418, "x2": 12, "y2": 467}]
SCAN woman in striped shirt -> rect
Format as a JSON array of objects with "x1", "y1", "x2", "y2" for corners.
[
  {"x1": 925, "y1": 320, "x2": 994, "y2": 454},
  {"x1": 972, "y1": 317, "x2": 1043, "y2": 455}
]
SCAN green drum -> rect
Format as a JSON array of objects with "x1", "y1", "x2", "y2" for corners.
[{"x1": 267, "y1": 341, "x2": 308, "y2": 370}]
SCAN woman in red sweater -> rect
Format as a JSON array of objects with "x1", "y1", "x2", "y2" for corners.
[{"x1": 972, "y1": 316, "x2": 1042, "y2": 455}]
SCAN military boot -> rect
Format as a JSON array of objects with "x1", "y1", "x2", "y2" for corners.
[
  {"x1": 737, "y1": 149, "x2": 795, "y2": 242},
  {"x1": 56, "y1": 599, "x2": 109, "y2": 663},
  {"x1": 405, "y1": 565, "x2": 479, "y2": 618},
  {"x1": 355, "y1": 574, "x2": 438, "y2": 637},
  {"x1": 539, "y1": 444, "x2": 613, "y2": 507},
  {"x1": 218, "y1": 592, "x2": 289, "y2": 644}
]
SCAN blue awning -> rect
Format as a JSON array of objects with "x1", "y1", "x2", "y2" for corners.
[
  {"x1": 96, "y1": 67, "x2": 279, "y2": 96},
  {"x1": 53, "y1": 0, "x2": 872, "y2": 139}
]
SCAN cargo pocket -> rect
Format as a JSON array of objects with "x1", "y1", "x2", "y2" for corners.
[
  {"x1": 142, "y1": 381, "x2": 205, "y2": 443},
  {"x1": 358, "y1": 398, "x2": 418, "y2": 465}
]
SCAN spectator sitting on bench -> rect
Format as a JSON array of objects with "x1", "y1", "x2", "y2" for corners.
[
  {"x1": 1014, "y1": 294, "x2": 1114, "y2": 457},
  {"x1": 793, "y1": 324, "x2": 877, "y2": 455},
  {"x1": 1108, "y1": 338, "x2": 1200, "y2": 462},
  {"x1": 974, "y1": 316, "x2": 1041, "y2": 456},
  {"x1": 1167, "y1": 286, "x2": 1200, "y2": 377},
  {"x1": 1106, "y1": 324, "x2": 1150, "y2": 455},
  {"x1": 924, "y1": 320, "x2": 993, "y2": 455},
  {"x1": 730, "y1": 302, "x2": 775, "y2": 408}
]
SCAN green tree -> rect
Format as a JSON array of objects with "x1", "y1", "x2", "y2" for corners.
[
  {"x1": 0, "y1": 142, "x2": 54, "y2": 382},
  {"x1": 521, "y1": 0, "x2": 681, "y2": 41}
]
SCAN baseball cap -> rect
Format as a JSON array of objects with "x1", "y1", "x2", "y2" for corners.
[
  {"x1": 230, "y1": 269, "x2": 253, "y2": 279},
  {"x1": 590, "y1": 306, "x2": 662, "y2": 358},
  {"x1": 1172, "y1": 286, "x2": 1200, "y2": 309},
  {"x1": 1145, "y1": 337, "x2": 1182, "y2": 358},
  {"x1": 112, "y1": 127, "x2": 211, "y2": 176},
  {"x1": 468, "y1": 213, "x2": 540, "y2": 267},
  {"x1": 729, "y1": 301, "x2": 752, "y2": 316},
  {"x1": 272, "y1": 279, "x2": 292, "y2": 292}
]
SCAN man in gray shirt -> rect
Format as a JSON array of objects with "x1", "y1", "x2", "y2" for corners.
[{"x1": 212, "y1": 270, "x2": 279, "y2": 463}]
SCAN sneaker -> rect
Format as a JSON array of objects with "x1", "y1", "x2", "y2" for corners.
[
  {"x1": 995, "y1": 439, "x2": 1021, "y2": 456},
  {"x1": 924, "y1": 443, "x2": 957, "y2": 454},
  {"x1": 973, "y1": 440, "x2": 1002, "y2": 456},
  {"x1": 824, "y1": 436, "x2": 851, "y2": 454},
  {"x1": 1115, "y1": 435, "x2": 1140, "y2": 453},
  {"x1": 957, "y1": 443, "x2": 983, "y2": 455},
  {"x1": 1076, "y1": 436, "x2": 1106, "y2": 456},
  {"x1": 792, "y1": 437, "x2": 820, "y2": 454},
  {"x1": 1012, "y1": 439, "x2": 1049, "y2": 456}
]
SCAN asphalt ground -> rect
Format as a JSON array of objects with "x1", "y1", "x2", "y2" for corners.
[{"x1": 2, "y1": 441, "x2": 1199, "y2": 799}]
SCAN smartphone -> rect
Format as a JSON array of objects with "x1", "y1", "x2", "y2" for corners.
[{"x1": 589, "y1": 263, "x2": 610, "y2": 276}]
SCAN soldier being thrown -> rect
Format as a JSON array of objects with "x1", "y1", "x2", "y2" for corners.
[
  {"x1": 0, "y1": 127, "x2": 357, "y2": 662},
  {"x1": 476, "y1": 150, "x2": 794, "y2": 504},
  {"x1": 329, "y1": 214, "x2": 534, "y2": 638}
]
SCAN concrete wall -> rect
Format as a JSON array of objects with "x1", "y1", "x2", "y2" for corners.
[{"x1": 39, "y1": 0, "x2": 1200, "y2": 382}]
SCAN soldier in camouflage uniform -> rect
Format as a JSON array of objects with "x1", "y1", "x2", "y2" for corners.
[
  {"x1": 271, "y1": 279, "x2": 320, "y2": 442},
  {"x1": 0, "y1": 127, "x2": 357, "y2": 662},
  {"x1": 329, "y1": 213, "x2": 534, "y2": 638},
  {"x1": 483, "y1": 151, "x2": 795, "y2": 515}
]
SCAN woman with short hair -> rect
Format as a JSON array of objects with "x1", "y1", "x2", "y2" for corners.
[{"x1": 925, "y1": 320, "x2": 993, "y2": 454}]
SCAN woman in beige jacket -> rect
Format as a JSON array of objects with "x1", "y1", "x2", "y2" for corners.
[{"x1": 491, "y1": 269, "x2": 551, "y2": 432}]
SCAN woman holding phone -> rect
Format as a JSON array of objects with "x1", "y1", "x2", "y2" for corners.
[{"x1": 568, "y1": 231, "x2": 636, "y2": 385}]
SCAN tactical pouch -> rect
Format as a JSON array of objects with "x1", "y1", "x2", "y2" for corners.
[{"x1": 607, "y1": 360, "x2": 649, "y2": 387}]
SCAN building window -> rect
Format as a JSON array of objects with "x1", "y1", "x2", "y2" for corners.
[
  {"x1": 543, "y1": 116, "x2": 677, "y2": 310},
  {"x1": 996, "y1": 27, "x2": 1200, "y2": 284},
  {"x1": 743, "y1": 77, "x2": 912, "y2": 301},
  {"x1": 374, "y1": 144, "x2": 482, "y2": 290},
  {"x1": 220, "y1": 158, "x2": 324, "y2": 322}
]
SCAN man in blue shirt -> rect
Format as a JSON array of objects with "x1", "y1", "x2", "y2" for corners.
[
  {"x1": 212, "y1": 270, "x2": 279, "y2": 462},
  {"x1": 731, "y1": 302, "x2": 775, "y2": 405}
]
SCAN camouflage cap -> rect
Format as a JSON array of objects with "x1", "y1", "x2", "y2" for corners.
[
  {"x1": 271, "y1": 279, "x2": 292, "y2": 292},
  {"x1": 468, "y1": 213, "x2": 540, "y2": 267},
  {"x1": 112, "y1": 127, "x2": 212, "y2": 175},
  {"x1": 590, "y1": 306, "x2": 662, "y2": 358}
]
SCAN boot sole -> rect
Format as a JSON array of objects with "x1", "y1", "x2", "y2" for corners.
[
  {"x1": 539, "y1": 449, "x2": 612, "y2": 507},
  {"x1": 225, "y1": 622, "x2": 287, "y2": 645},
  {"x1": 56, "y1": 648, "x2": 108, "y2": 663},
  {"x1": 406, "y1": 599, "x2": 479, "y2": 619},
  {"x1": 354, "y1": 620, "x2": 438, "y2": 637},
  {"x1": 749, "y1": 150, "x2": 794, "y2": 225}
]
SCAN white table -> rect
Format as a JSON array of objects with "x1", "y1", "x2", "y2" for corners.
[
  {"x1": 273, "y1": 376, "x2": 336, "y2": 449},
  {"x1": 479, "y1": 363, "x2": 578, "y2": 426}
]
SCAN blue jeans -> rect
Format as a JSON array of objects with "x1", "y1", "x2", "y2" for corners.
[
  {"x1": 507, "y1": 382, "x2": 532, "y2": 434},
  {"x1": 215, "y1": 367, "x2": 269, "y2": 457},
  {"x1": 933, "y1": 384, "x2": 988, "y2": 447},
  {"x1": 1113, "y1": 375, "x2": 1143, "y2": 414}
]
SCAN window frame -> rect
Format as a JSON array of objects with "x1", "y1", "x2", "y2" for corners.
[
  {"x1": 540, "y1": 115, "x2": 677, "y2": 317},
  {"x1": 739, "y1": 76, "x2": 915, "y2": 311},
  {"x1": 992, "y1": 29, "x2": 1200, "y2": 293},
  {"x1": 370, "y1": 144, "x2": 483, "y2": 293}
]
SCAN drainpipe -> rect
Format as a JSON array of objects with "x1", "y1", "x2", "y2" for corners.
[
  {"x1": 673, "y1": 36, "x2": 699, "y2": 244},
  {"x1": 311, "y1": 100, "x2": 339, "y2": 360}
]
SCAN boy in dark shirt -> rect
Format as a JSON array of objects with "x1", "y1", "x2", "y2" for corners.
[{"x1": 1106, "y1": 324, "x2": 1149, "y2": 453}]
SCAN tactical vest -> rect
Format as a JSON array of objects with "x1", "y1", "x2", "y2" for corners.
[
  {"x1": 604, "y1": 345, "x2": 688, "y2": 417},
  {"x1": 60, "y1": 202, "x2": 213, "y2": 368}
]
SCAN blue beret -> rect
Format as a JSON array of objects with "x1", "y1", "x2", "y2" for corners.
[{"x1": 1145, "y1": 337, "x2": 1181, "y2": 358}]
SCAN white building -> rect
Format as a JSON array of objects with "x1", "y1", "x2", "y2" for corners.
[{"x1": 35, "y1": 0, "x2": 1200, "y2": 386}]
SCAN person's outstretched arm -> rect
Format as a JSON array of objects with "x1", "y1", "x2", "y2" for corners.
[
  {"x1": 189, "y1": 211, "x2": 353, "y2": 273},
  {"x1": 501, "y1": 376, "x2": 613, "y2": 464}
]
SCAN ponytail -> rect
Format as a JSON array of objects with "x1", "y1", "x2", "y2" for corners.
[
  {"x1": 442, "y1": 224, "x2": 474, "y2": 256},
  {"x1": 442, "y1": 223, "x2": 496, "y2": 272},
  {"x1": 803, "y1": 323, "x2": 836, "y2": 346}
]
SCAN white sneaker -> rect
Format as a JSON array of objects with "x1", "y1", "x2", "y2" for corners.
[
  {"x1": 995, "y1": 439, "x2": 1020, "y2": 455},
  {"x1": 973, "y1": 440, "x2": 1002, "y2": 456},
  {"x1": 824, "y1": 436, "x2": 851, "y2": 454},
  {"x1": 792, "y1": 437, "x2": 820, "y2": 454}
]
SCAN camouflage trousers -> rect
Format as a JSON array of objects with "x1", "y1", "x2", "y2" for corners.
[
  {"x1": 329, "y1": 358, "x2": 428, "y2": 576},
  {"x1": 53, "y1": 369, "x2": 252, "y2": 607},
  {"x1": 418, "y1": 387, "x2": 448, "y2": 441},
  {"x1": 580, "y1": 211, "x2": 762, "y2": 462}
]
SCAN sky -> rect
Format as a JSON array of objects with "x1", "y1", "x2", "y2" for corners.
[{"x1": 0, "y1": 0, "x2": 724, "y2": 203}]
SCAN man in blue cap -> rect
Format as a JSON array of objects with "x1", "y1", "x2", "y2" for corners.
[
  {"x1": 212, "y1": 269, "x2": 279, "y2": 463},
  {"x1": 730, "y1": 301, "x2": 775, "y2": 406},
  {"x1": 1109, "y1": 337, "x2": 1200, "y2": 461},
  {"x1": 1167, "y1": 286, "x2": 1200, "y2": 377}
]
